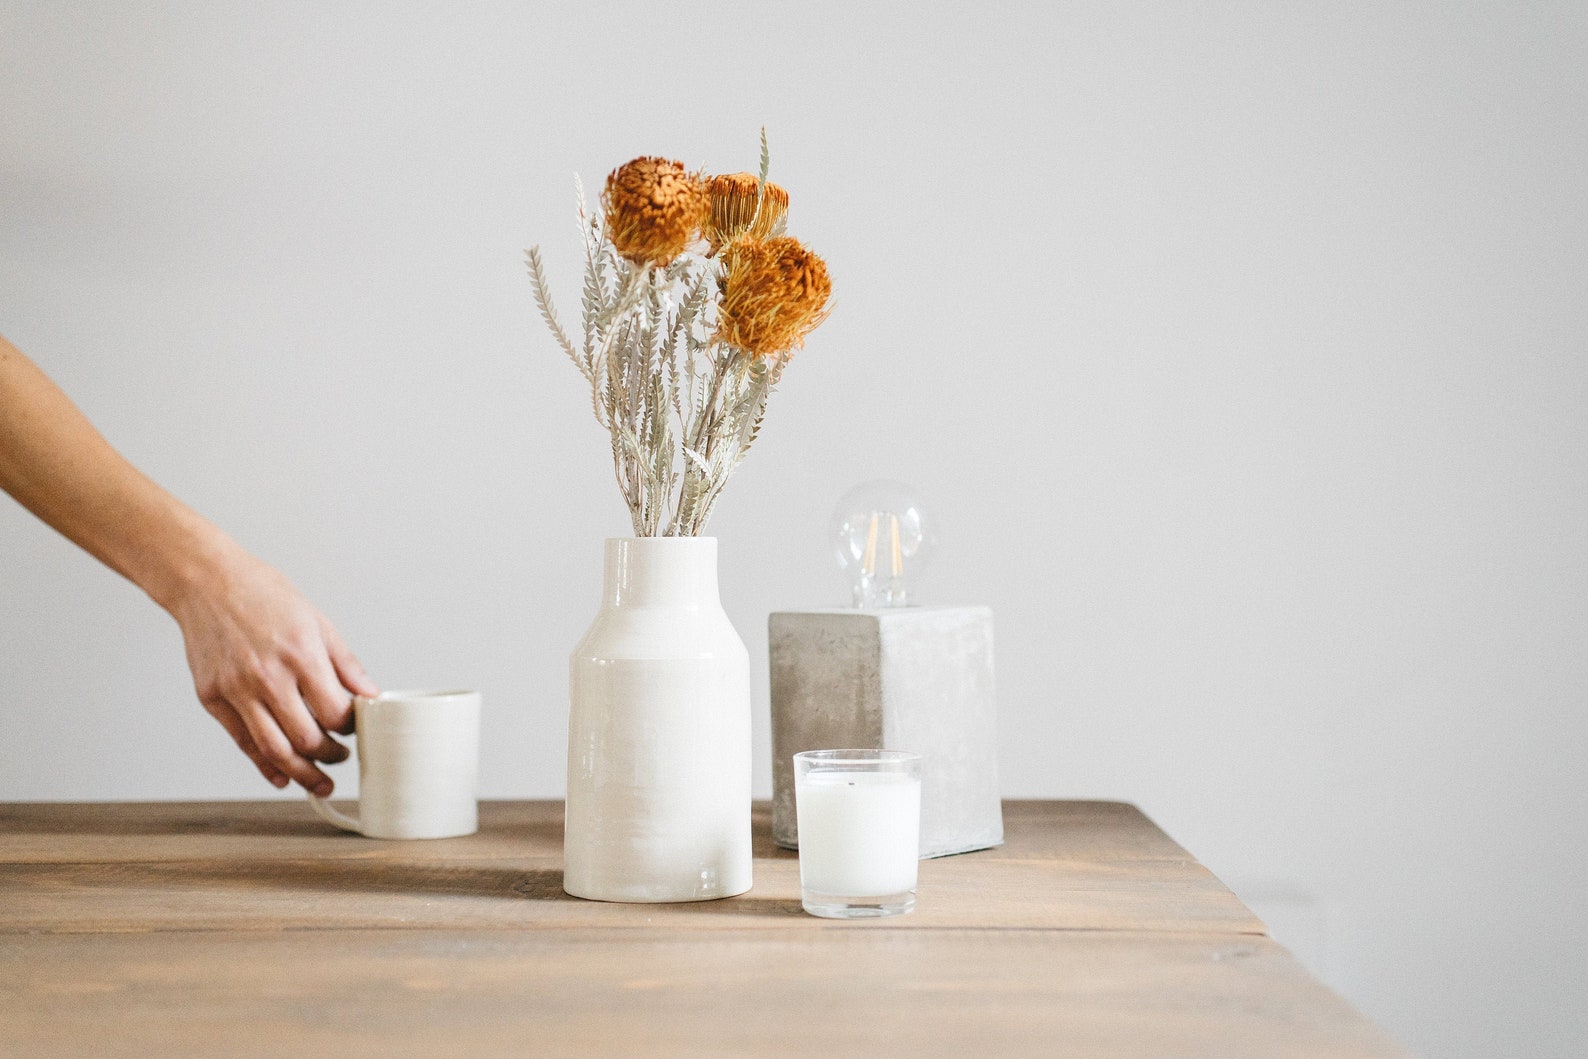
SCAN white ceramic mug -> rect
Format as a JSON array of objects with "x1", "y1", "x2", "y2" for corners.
[{"x1": 309, "y1": 689, "x2": 481, "y2": 839}]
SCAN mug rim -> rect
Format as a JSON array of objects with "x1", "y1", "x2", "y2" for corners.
[{"x1": 363, "y1": 689, "x2": 478, "y2": 703}]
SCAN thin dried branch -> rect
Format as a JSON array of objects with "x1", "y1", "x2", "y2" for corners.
[
  {"x1": 526, "y1": 248, "x2": 582, "y2": 378},
  {"x1": 752, "y1": 127, "x2": 770, "y2": 234}
]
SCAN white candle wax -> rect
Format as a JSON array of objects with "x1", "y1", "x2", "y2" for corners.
[{"x1": 796, "y1": 771, "x2": 921, "y2": 896}]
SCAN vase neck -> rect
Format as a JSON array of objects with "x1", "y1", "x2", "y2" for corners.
[{"x1": 602, "y1": 537, "x2": 720, "y2": 607}]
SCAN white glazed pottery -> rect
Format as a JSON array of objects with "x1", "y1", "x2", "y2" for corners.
[
  {"x1": 564, "y1": 537, "x2": 753, "y2": 902},
  {"x1": 309, "y1": 689, "x2": 481, "y2": 840}
]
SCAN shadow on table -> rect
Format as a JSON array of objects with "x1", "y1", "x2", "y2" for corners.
[
  {"x1": 234, "y1": 860, "x2": 574, "y2": 901},
  {"x1": 0, "y1": 805, "x2": 334, "y2": 838},
  {"x1": 10, "y1": 857, "x2": 805, "y2": 917},
  {"x1": 216, "y1": 860, "x2": 805, "y2": 916},
  {"x1": 0, "y1": 807, "x2": 564, "y2": 850}
]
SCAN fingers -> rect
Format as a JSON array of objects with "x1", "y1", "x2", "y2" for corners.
[
  {"x1": 202, "y1": 697, "x2": 289, "y2": 789},
  {"x1": 263, "y1": 672, "x2": 351, "y2": 767},
  {"x1": 227, "y1": 661, "x2": 350, "y2": 796},
  {"x1": 297, "y1": 632, "x2": 358, "y2": 738},
  {"x1": 233, "y1": 695, "x2": 339, "y2": 798},
  {"x1": 206, "y1": 674, "x2": 348, "y2": 797}
]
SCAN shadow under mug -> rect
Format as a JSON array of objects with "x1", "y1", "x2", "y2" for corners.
[{"x1": 309, "y1": 689, "x2": 482, "y2": 839}]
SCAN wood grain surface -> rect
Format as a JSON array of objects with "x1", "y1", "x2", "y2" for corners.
[{"x1": 0, "y1": 800, "x2": 1410, "y2": 1058}]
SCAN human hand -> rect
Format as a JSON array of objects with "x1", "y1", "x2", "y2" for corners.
[{"x1": 164, "y1": 546, "x2": 379, "y2": 795}]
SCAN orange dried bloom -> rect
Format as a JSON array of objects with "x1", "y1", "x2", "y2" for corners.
[
  {"x1": 705, "y1": 172, "x2": 789, "y2": 252},
  {"x1": 602, "y1": 156, "x2": 709, "y2": 266},
  {"x1": 717, "y1": 236, "x2": 832, "y2": 358}
]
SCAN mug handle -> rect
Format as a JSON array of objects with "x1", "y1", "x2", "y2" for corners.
[
  {"x1": 307, "y1": 694, "x2": 372, "y2": 834},
  {"x1": 309, "y1": 793, "x2": 361, "y2": 834}
]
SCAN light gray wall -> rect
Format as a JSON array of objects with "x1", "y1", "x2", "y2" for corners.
[{"x1": 2, "y1": 3, "x2": 1583, "y2": 1055}]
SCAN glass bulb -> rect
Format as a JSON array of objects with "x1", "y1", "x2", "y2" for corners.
[{"x1": 830, "y1": 480, "x2": 934, "y2": 608}]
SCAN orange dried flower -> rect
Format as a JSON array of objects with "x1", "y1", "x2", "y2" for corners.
[
  {"x1": 602, "y1": 156, "x2": 709, "y2": 266},
  {"x1": 705, "y1": 172, "x2": 789, "y2": 252},
  {"x1": 717, "y1": 236, "x2": 832, "y2": 358}
]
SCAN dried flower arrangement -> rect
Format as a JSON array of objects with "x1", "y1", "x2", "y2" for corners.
[{"x1": 527, "y1": 133, "x2": 831, "y2": 537}]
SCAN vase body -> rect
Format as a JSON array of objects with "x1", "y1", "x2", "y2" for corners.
[{"x1": 564, "y1": 537, "x2": 753, "y2": 902}]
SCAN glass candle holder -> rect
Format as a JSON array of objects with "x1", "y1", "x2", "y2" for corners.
[{"x1": 793, "y1": 749, "x2": 923, "y2": 919}]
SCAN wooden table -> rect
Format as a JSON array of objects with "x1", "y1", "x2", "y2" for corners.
[{"x1": 0, "y1": 800, "x2": 1406, "y2": 1057}]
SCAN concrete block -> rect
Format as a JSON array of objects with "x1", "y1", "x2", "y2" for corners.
[{"x1": 769, "y1": 606, "x2": 1003, "y2": 858}]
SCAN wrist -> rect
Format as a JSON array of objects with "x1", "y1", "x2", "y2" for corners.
[{"x1": 141, "y1": 512, "x2": 248, "y2": 616}]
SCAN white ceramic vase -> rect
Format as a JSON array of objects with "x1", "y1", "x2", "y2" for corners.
[{"x1": 563, "y1": 536, "x2": 753, "y2": 902}]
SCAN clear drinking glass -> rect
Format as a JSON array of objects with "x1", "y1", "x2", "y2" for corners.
[{"x1": 793, "y1": 749, "x2": 923, "y2": 918}]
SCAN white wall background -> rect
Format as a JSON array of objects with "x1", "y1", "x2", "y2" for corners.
[{"x1": 2, "y1": 3, "x2": 1584, "y2": 1055}]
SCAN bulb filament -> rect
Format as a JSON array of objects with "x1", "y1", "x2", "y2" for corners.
[
  {"x1": 890, "y1": 513, "x2": 903, "y2": 577},
  {"x1": 860, "y1": 513, "x2": 906, "y2": 583},
  {"x1": 862, "y1": 513, "x2": 878, "y2": 577}
]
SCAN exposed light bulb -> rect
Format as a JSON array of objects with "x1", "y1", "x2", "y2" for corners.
[{"x1": 830, "y1": 480, "x2": 934, "y2": 608}]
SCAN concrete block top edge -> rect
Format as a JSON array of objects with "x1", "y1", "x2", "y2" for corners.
[{"x1": 770, "y1": 605, "x2": 993, "y2": 621}]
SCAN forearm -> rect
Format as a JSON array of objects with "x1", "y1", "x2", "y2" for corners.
[{"x1": 0, "y1": 334, "x2": 234, "y2": 610}]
